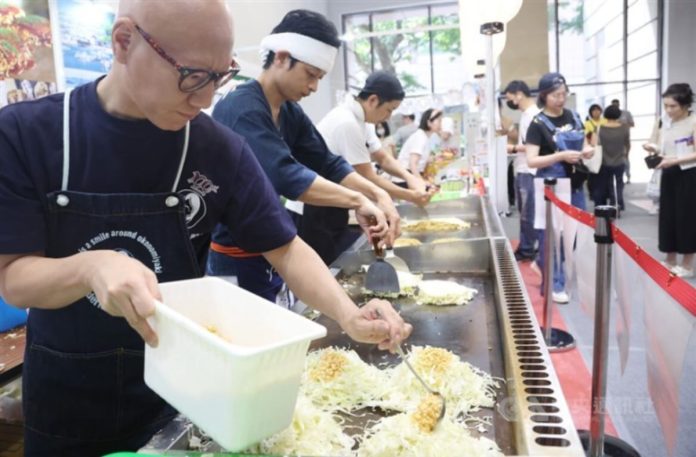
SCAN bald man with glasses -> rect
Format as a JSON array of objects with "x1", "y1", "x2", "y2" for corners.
[{"x1": 0, "y1": 1, "x2": 410, "y2": 455}]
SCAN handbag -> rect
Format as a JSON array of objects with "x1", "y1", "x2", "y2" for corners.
[
  {"x1": 580, "y1": 126, "x2": 603, "y2": 174},
  {"x1": 644, "y1": 154, "x2": 663, "y2": 169}
]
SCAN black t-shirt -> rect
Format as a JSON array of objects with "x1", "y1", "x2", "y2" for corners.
[
  {"x1": 0, "y1": 80, "x2": 297, "y2": 261},
  {"x1": 525, "y1": 109, "x2": 578, "y2": 156}
]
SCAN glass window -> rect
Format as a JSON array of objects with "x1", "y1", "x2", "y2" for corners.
[
  {"x1": 432, "y1": 28, "x2": 464, "y2": 94},
  {"x1": 627, "y1": 51, "x2": 658, "y2": 80},
  {"x1": 342, "y1": 3, "x2": 461, "y2": 97}
]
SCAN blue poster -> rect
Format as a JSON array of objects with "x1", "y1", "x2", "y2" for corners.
[{"x1": 57, "y1": 0, "x2": 115, "y2": 88}]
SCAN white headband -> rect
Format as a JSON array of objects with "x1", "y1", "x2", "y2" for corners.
[{"x1": 260, "y1": 32, "x2": 338, "y2": 74}]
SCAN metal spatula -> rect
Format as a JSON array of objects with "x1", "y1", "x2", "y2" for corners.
[
  {"x1": 385, "y1": 248, "x2": 410, "y2": 272},
  {"x1": 364, "y1": 217, "x2": 400, "y2": 294}
]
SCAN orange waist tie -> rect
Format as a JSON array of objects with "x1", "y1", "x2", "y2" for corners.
[{"x1": 210, "y1": 242, "x2": 262, "y2": 258}]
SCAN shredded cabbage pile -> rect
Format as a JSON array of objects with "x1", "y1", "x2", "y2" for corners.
[
  {"x1": 357, "y1": 412, "x2": 503, "y2": 457},
  {"x1": 401, "y1": 217, "x2": 471, "y2": 233},
  {"x1": 380, "y1": 346, "x2": 498, "y2": 417},
  {"x1": 301, "y1": 348, "x2": 389, "y2": 412},
  {"x1": 416, "y1": 279, "x2": 477, "y2": 306},
  {"x1": 247, "y1": 395, "x2": 355, "y2": 456}
]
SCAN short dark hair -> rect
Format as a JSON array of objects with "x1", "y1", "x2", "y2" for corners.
[
  {"x1": 611, "y1": 99, "x2": 620, "y2": 105},
  {"x1": 603, "y1": 105, "x2": 621, "y2": 120},
  {"x1": 662, "y1": 83, "x2": 694, "y2": 108},
  {"x1": 588, "y1": 104, "x2": 602, "y2": 118},
  {"x1": 357, "y1": 92, "x2": 389, "y2": 106},
  {"x1": 404, "y1": 114, "x2": 415, "y2": 121},
  {"x1": 503, "y1": 80, "x2": 531, "y2": 97},
  {"x1": 419, "y1": 108, "x2": 442, "y2": 131},
  {"x1": 262, "y1": 10, "x2": 340, "y2": 70}
]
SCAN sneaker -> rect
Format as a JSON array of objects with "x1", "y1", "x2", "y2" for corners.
[
  {"x1": 673, "y1": 266, "x2": 695, "y2": 279},
  {"x1": 552, "y1": 291, "x2": 569, "y2": 304},
  {"x1": 514, "y1": 250, "x2": 536, "y2": 262}
]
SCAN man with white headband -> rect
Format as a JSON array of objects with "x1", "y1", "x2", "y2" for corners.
[
  {"x1": 210, "y1": 10, "x2": 401, "y2": 299},
  {"x1": 304, "y1": 71, "x2": 434, "y2": 264}
]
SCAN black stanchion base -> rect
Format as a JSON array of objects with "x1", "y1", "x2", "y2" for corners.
[
  {"x1": 578, "y1": 430, "x2": 642, "y2": 457},
  {"x1": 540, "y1": 327, "x2": 576, "y2": 353}
]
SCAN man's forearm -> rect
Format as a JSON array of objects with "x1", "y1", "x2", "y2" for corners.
[
  {"x1": 0, "y1": 252, "x2": 95, "y2": 309},
  {"x1": 354, "y1": 163, "x2": 415, "y2": 202},
  {"x1": 340, "y1": 171, "x2": 390, "y2": 204},
  {"x1": 372, "y1": 149, "x2": 410, "y2": 181},
  {"x1": 297, "y1": 176, "x2": 365, "y2": 209},
  {"x1": 264, "y1": 238, "x2": 356, "y2": 325}
]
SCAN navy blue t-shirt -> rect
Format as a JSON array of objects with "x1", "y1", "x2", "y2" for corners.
[
  {"x1": 211, "y1": 80, "x2": 354, "y2": 250},
  {"x1": 0, "y1": 80, "x2": 296, "y2": 266}
]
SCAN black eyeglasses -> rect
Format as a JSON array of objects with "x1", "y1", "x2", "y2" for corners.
[{"x1": 134, "y1": 24, "x2": 240, "y2": 93}]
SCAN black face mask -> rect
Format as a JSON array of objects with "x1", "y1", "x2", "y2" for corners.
[{"x1": 506, "y1": 100, "x2": 519, "y2": 110}]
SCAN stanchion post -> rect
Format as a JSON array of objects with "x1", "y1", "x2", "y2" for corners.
[
  {"x1": 540, "y1": 178, "x2": 575, "y2": 353},
  {"x1": 578, "y1": 206, "x2": 641, "y2": 457},
  {"x1": 542, "y1": 179, "x2": 555, "y2": 342},
  {"x1": 590, "y1": 206, "x2": 615, "y2": 456}
]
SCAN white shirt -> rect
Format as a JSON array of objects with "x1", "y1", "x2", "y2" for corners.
[
  {"x1": 287, "y1": 98, "x2": 379, "y2": 216},
  {"x1": 317, "y1": 98, "x2": 380, "y2": 166},
  {"x1": 398, "y1": 129, "x2": 430, "y2": 173},
  {"x1": 516, "y1": 104, "x2": 540, "y2": 175}
]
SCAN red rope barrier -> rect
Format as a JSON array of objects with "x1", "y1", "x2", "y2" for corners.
[
  {"x1": 613, "y1": 226, "x2": 696, "y2": 316},
  {"x1": 543, "y1": 186, "x2": 596, "y2": 228},
  {"x1": 543, "y1": 187, "x2": 696, "y2": 317}
]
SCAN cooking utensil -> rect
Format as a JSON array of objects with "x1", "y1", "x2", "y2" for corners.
[
  {"x1": 364, "y1": 216, "x2": 400, "y2": 294},
  {"x1": 384, "y1": 248, "x2": 410, "y2": 272},
  {"x1": 395, "y1": 345, "x2": 446, "y2": 424},
  {"x1": 396, "y1": 345, "x2": 446, "y2": 422}
]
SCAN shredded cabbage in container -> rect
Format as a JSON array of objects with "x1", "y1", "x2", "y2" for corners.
[
  {"x1": 357, "y1": 411, "x2": 503, "y2": 457},
  {"x1": 416, "y1": 279, "x2": 477, "y2": 306},
  {"x1": 248, "y1": 395, "x2": 355, "y2": 456},
  {"x1": 301, "y1": 348, "x2": 388, "y2": 412},
  {"x1": 381, "y1": 346, "x2": 498, "y2": 417}
]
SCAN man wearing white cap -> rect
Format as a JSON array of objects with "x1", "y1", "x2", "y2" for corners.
[
  {"x1": 209, "y1": 10, "x2": 400, "y2": 300},
  {"x1": 393, "y1": 110, "x2": 418, "y2": 149},
  {"x1": 307, "y1": 71, "x2": 434, "y2": 263}
]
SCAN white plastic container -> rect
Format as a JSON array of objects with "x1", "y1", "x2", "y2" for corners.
[{"x1": 144, "y1": 277, "x2": 326, "y2": 451}]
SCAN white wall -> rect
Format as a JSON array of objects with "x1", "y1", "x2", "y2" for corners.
[
  {"x1": 227, "y1": 0, "x2": 331, "y2": 121},
  {"x1": 662, "y1": 0, "x2": 696, "y2": 89}
]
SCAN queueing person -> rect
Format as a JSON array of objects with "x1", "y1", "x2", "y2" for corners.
[
  {"x1": 593, "y1": 104, "x2": 629, "y2": 210},
  {"x1": 209, "y1": 10, "x2": 401, "y2": 300},
  {"x1": 504, "y1": 80, "x2": 540, "y2": 262},
  {"x1": 0, "y1": 2, "x2": 411, "y2": 455},
  {"x1": 612, "y1": 98, "x2": 635, "y2": 183},
  {"x1": 309, "y1": 71, "x2": 434, "y2": 264},
  {"x1": 643, "y1": 83, "x2": 696, "y2": 278},
  {"x1": 525, "y1": 72, "x2": 594, "y2": 303}
]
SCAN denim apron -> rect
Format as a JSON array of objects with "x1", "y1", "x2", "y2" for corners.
[{"x1": 23, "y1": 90, "x2": 200, "y2": 456}]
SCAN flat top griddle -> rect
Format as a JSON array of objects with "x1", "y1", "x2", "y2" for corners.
[{"x1": 308, "y1": 270, "x2": 514, "y2": 455}]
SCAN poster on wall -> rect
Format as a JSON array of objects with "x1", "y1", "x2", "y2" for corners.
[
  {"x1": 0, "y1": 0, "x2": 56, "y2": 107},
  {"x1": 57, "y1": 0, "x2": 115, "y2": 88}
]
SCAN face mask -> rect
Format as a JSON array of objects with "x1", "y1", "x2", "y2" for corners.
[{"x1": 506, "y1": 100, "x2": 519, "y2": 110}]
